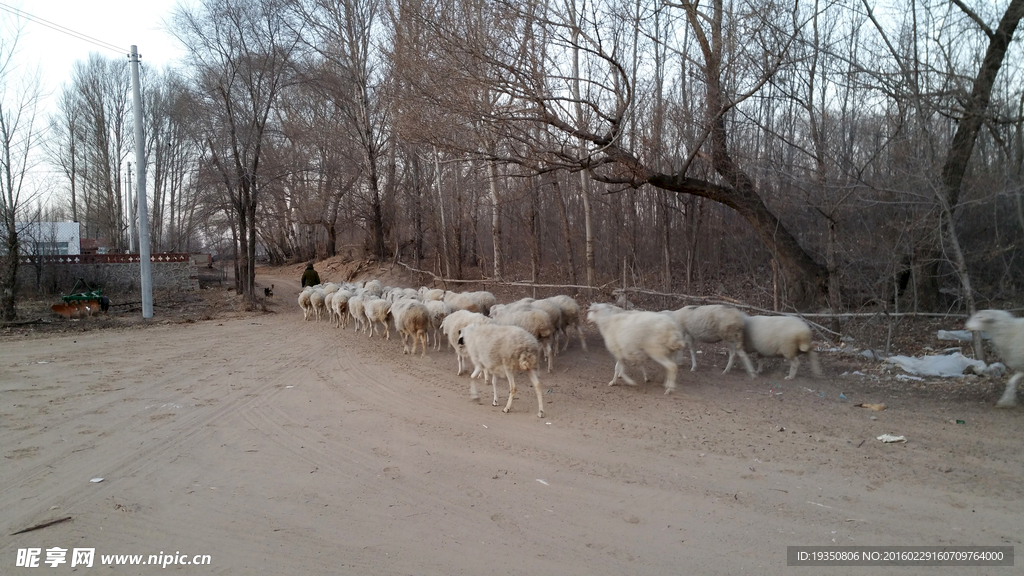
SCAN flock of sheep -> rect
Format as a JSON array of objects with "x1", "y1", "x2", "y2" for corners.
[{"x1": 297, "y1": 279, "x2": 1024, "y2": 415}]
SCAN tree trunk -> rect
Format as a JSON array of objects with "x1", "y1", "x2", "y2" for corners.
[
  {"x1": 552, "y1": 175, "x2": 577, "y2": 285},
  {"x1": 924, "y1": 0, "x2": 1024, "y2": 310},
  {"x1": 487, "y1": 159, "x2": 503, "y2": 279}
]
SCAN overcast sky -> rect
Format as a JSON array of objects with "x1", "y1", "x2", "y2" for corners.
[{"x1": 1, "y1": 0, "x2": 187, "y2": 97}]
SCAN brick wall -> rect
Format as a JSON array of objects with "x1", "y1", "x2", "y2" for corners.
[{"x1": 13, "y1": 254, "x2": 200, "y2": 297}]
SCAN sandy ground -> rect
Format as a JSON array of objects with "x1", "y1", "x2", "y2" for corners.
[{"x1": 2, "y1": 269, "x2": 1021, "y2": 575}]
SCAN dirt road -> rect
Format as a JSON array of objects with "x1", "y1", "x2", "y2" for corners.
[{"x1": 2, "y1": 272, "x2": 1020, "y2": 574}]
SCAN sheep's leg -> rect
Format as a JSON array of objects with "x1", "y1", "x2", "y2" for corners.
[
  {"x1": 996, "y1": 372, "x2": 1021, "y2": 408},
  {"x1": 808, "y1": 350, "x2": 823, "y2": 377},
  {"x1": 502, "y1": 369, "x2": 517, "y2": 414},
  {"x1": 577, "y1": 325, "x2": 588, "y2": 351},
  {"x1": 491, "y1": 373, "x2": 501, "y2": 407},
  {"x1": 785, "y1": 356, "x2": 801, "y2": 380},
  {"x1": 652, "y1": 354, "x2": 678, "y2": 394},
  {"x1": 608, "y1": 362, "x2": 621, "y2": 386},
  {"x1": 610, "y1": 361, "x2": 637, "y2": 386},
  {"x1": 418, "y1": 331, "x2": 427, "y2": 357},
  {"x1": 736, "y1": 348, "x2": 756, "y2": 378},
  {"x1": 545, "y1": 341, "x2": 553, "y2": 373},
  {"x1": 528, "y1": 369, "x2": 544, "y2": 417},
  {"x1": 456, "y1": 353, "x2": 466, "y2": 376}
]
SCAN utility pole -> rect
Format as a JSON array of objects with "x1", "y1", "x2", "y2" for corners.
[
  {"x1": 126, "y1": 162, "x2": 136, "y2": 253},
  {"x1": 129, "y1": 46, "x2": 153, "y2": 318}
]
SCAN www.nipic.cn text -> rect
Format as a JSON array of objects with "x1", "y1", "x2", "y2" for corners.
[{"x1": 15, "y1": 548, "x2": 212, "y2": 569}]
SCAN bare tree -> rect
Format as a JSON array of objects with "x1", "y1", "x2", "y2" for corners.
[
  {"x1": 60, "y1": 55, "x2": 133, "y2": 250},
  {"x1": 415, "y1": 0, "x2": 828, "y2": 307},
  {"x1": 0, "y1": 23, "x2": 44, "y2": 320},
  {"x1": 291, "y1": 0, "x2": 391, "y2": 261},
  {"x1": 173, "y1": 0, "x2": 300, "y2": 302}
]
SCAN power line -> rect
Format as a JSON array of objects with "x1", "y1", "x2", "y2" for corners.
[{"x1": 0, "y1": 2, "x2": 128, "y2": 56}]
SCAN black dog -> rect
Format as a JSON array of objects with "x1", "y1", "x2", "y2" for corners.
[{"x1": 264, "y1": 284, "x2": 274, "y2": 297}]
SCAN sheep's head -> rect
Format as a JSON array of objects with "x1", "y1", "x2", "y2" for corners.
[
  {"x1": 586, "y1": 303, "x2": 616, "y2": 324},
  {"x1": 966, "y1": 309, "x2": 1014, "y2": 332}
]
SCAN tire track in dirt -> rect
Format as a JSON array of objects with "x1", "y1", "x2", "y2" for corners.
[{"x1": 1, "y1": 319, "x2": 312, "y2": 530}]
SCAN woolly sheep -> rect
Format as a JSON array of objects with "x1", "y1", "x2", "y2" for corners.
[
  {"x1": 391, "y1": 299, "x2": 430, "y2": 356},
  {"x1": 965, "y1": 309, "x2": 1024, "y2": 407},
  {"x1": 440, "y1": 310, "x2": 494, "y2": 375},
  {"x1": 458, "y1": 323, "x2": 545, "y2": 417},
  {"x1": 544, "y1": 295, "x2": 587, "y2": 351},
  {"x1": 492, "y1": 307, "x2": 556, "y2": 373},
  {"x1": 348, "y1": 295, "x2": 367, "y2": 333},
  {"x1": 324, "y1": 292, "x2": 337, "y2": 325},
  {"x1": 496, "y1": 298, "x2": 565, "y2": 353},
  {"x1": 423, "y1": 299, "x2": 453, "y2": 351},
  {"x1": 444, "y1": 290, "x2": 497, "y2": 315},
  {"x1": 363, "y1": 298, "x2": 392, "y2": 339},
  {"x1": 519, "y1": 299, "x2": 565, "y2": 351},
  {"x1": 298, "y1": 288, "x2": 313, "y2": 321},
  {"x1": 587, "y1": 303, "x2": 685, "y2": 394},
  {"x1": 331, "y1": 290, "x2": 352, "y2": 328},
  {"x1": 663, "y1": 305, "x2": 755, "y2": 376},
  {"x1": 364, "y1": 279, "x2": 384, "y2": 297},
  {"x1": 741, "y1": 315, "x2": 822, "y2": 380},
  {"x1": 419, "y1": 287, "x2": 445, "y2": 301},
  {"x1": 309, "y1": 289, "x2": 327, "y2": 323}
]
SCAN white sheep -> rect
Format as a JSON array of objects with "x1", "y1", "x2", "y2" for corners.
[
  {"x1": 419, "y1": 287, "x2": 445, "y2": 301},
  {"x1": 492, "y1": 307, "x2": 556, "y2": 373},
  {"x1": 324, "y1": 292, "x2": 337, "y2": 325},
  {"x1": 458, "y1": 323, "x2": 545, "y2": 417},
  {"x1": 423, "y1": 299, "x2": 452, "y2": 351},
  {"x1": 440, "y1": 310, "x2": 494, "y2": 375},
  {"x1": 348, "y1": 295, "x2": 367, "y2": 333},
  {"x1": 363, "y1": 279, "x2": 384, "y2": 297},
  {"x1": 966, "y1": 309, "x2": 1024, "y2": 407},
  {"x1": 663, "y1": 304, "x2": 755, "y2": 376},
  {"x1": 309, "y1": 289, "x2": 327, "y2": 323},
  {"x1": 298, "y1": 288, "x2": 313, "y2": 321},
  {"x1": 741, "y1": 315, "x2": 822, "y2": 380},
  {"x1": 331, "y1": 290, "x2": 352, "y2": 328},
  {"x1": 586, "y1": 303, "x2": 685, "y2": 393},
  {"x1": 521, "y1": 298, "x2": 565, "y2": 352},
  {"x1": 392, "y1": 299, "x2": 430, "y2": 356},
  {"x1": 444, "y1": 290, "x2": 497, "y2": 315},
  {"x1": 544, "y1": 295, "x2": 587, "y2": 351},
  {"x1": 363, "y1": 298, "x2": 392, "y2": 339}
]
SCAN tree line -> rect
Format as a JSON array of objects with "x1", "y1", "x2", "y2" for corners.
[{"x1": 3, "y1": 0, "x2": 1023, "y2": 321}]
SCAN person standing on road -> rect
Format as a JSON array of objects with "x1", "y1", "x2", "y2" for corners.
[{"x1": 301, "y1": 262, "x2": 321, "y2": 287}]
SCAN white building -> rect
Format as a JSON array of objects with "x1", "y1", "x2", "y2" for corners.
[{"x1": 15, "y1": 221, "x2": 82, "y2": 255}]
